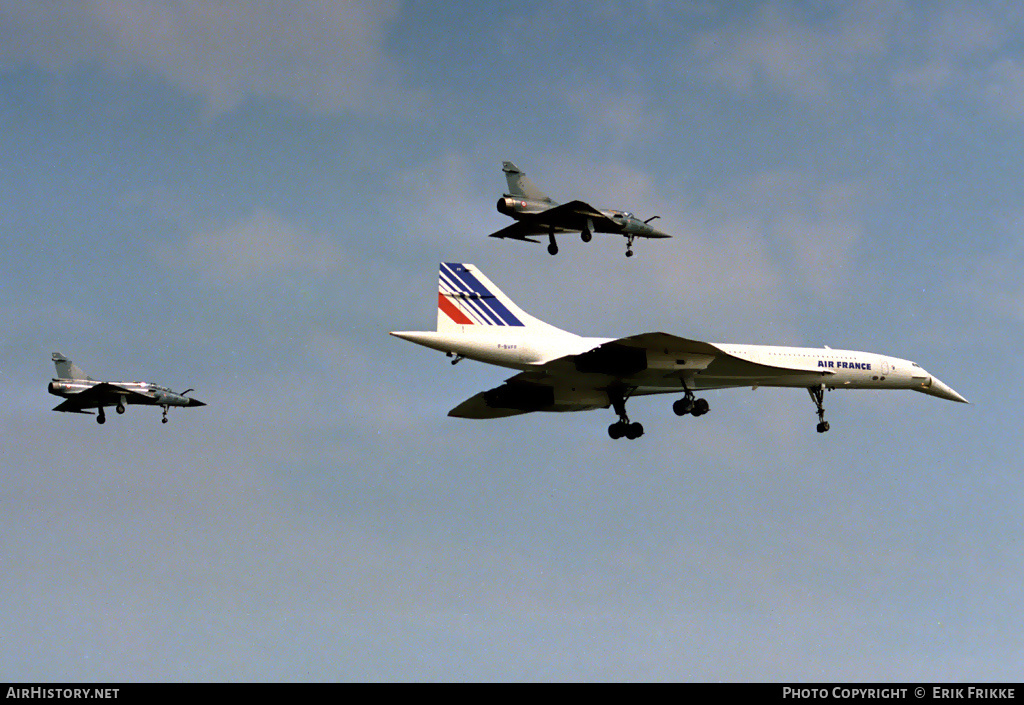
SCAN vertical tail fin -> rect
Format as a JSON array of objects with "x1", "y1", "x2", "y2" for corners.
[
  {"x1": 502, "y1": 161, "x2": 551, "y2": 202},
  {"x1": 437, "y1": 263, "x2": 554, "y2": 334},
  {"x1": 52, "y1": 352, "x2": 90, "y2": 380}
]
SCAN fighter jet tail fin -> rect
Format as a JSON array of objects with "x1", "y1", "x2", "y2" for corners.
[
  {"x1": 437, "y1": 263, "x2": 550, "y2": 334},
  {"x1": 502, "y1": 161, "x2": 551, "y2": 202},
  {"x1": 52, "y1": 352, "x2": 91, "y2": 381}
]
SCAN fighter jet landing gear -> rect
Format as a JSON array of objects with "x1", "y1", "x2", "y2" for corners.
[
  {"x1": 116, "y1": 402, "x2": 125, "y2": 414},
  {"x1": 96, "y1": 408, "x2": 106, "y2": 425},
  {"x1": 446, "y1": 352, "x2": 465, "y2": 365},
  {"x1": 625, "y1": 235, "x2": 636, "y2": 258},
  {"x1": 807, "y1": 385, "x2": 830, "y2": 433},
  {"x1": 161, "y1": 405, "x2": 169, "y2": 424},
  {"x1": 580, "y1": 227, "x2": 592, "y2": 243},
  {"x1": 547, "y1": 229, "x2": 559, "y2": 256},
  {"x1": 672, "y1": 392, "x2": 709, "y2": 417},
  {"x1": 607, "y1": 388, "x2": 643, "y2": 440}
]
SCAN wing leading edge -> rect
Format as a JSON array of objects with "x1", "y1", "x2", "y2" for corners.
[{"x1": 448, "y1": 332, "x2": 834, "y2": 418}]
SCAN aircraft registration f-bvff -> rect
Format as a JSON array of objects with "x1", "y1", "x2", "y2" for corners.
[{"x1": 391, "y1": 263, "x2": 967, "y2": 439}]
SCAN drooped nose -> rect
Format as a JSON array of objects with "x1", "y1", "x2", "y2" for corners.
[{"x1": 918, "y1": 375, "x2": 969, "y2": 403}]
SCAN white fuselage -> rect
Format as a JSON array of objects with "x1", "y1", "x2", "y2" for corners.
[{"x1": 392, "y1": 327, "x2": 966, "y2": 402}]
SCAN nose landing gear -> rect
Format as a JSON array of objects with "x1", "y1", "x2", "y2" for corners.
[{"x1": 808, "y1": 385, "x2": 830, "y2": 433}]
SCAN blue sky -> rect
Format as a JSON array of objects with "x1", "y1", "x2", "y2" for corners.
[{"x1": 2, "y1": 0, "x2": 1023, "y2": 681}]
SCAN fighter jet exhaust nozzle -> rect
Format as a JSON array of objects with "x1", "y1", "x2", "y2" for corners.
[{"x1": 496, "y1": 197, "x2": 518, "y2": 216}]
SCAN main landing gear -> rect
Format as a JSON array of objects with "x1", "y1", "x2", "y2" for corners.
[
  {"x1": 547, "y1": 228, "x2": 559, "y2": 256},
  {"x1": 96, "y1": 407, "x2": 106, "y2": 424},
  {"x1": 672, "y1": 391, "x2": 709, "y2": 417},
  {"x1": 625, "y1": 235, "x2": 636, "y2": 258},
  {"x1": 607, "y1": 387, "x2": 643, "y2": 440},
  {"x1": 580, "y1": 227, "x2": 592, "y2": 243},
  {"x1": 161, "y1": 405, "x2": 169, "y2": 424},
  {"x1": 446, "y1": 352, "x2": 465, "y2": 365},
  {"x1": 808, "y1": 385, "x2": 830, "y2": 433}
]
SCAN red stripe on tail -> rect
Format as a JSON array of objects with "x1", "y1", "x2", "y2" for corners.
[{"x1": 438, "y1": 292, "x2": 473, "y2": 325}]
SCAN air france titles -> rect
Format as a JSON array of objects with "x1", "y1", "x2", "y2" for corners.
[{"x1": 817, "y1": 360, "x2": 871, "y2": 370}]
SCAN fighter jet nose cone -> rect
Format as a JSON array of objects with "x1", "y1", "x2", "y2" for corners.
[{"x1": 188, "y1": 398, "x2": 206, "y2": 407}]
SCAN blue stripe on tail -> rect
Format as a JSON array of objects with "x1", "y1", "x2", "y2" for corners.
[{"x1": 441, "y1": 263, "x2": 524, "y2": 327}]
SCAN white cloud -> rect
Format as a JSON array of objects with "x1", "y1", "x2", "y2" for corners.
[
  {"x1": 156, "y1": 208, "x2": 345, "y2": 285},
  {"x1": 0, "y1": 0, "x2": 415, "y2": 115},
  {"x1": 688, "y1": 1, "x2": 1024, "y2": 121},
  {"x1": 690, "y1": 2, "x2": 893, "y2": 100}
]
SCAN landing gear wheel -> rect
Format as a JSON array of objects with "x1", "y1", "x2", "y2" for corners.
[
  {"x1": 673, "y1": 398, "x2": 693, "y2": 416},
  {"x1": 625, "y1": 422, "x2": 644, "y2": 439},
  {"x1": 96, "y1": 413, "x2": 105, "y2": 425},
  {"x1": 691, "y1": 398, "x2": 709, "y2": 416},
  {"x1": 816, "y1": 421, "x2": 830, "y2": 433},
  {"x1": 608, "y1": 386, "x2": 643, "y2": 440},
  {"x1": 116, "y1": 403, "x2": 125, "y2": 414},
  {"x1": 162, "y1": 417, "x2": 168, "y2": 424},
  {"x1": 161, "y1": 405, "x2": 169, "y2": 424},
  {"x1": 581, "y1": 229, "x2": 592, "y2": 243},
  {"x1": 547, "y1": 229, "x2": 558, "y2": 256},
  {"x1": 625, "y1": 249, "x2": 634, "y2": 257}
]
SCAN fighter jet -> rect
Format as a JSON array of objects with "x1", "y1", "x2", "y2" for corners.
[
  {"x1": 48, "y1": 352, "x2": 205, "y2": 425},
  {"x1": 391, "y1": 264, "x2": 968, "y2": 439},
  {"x1": 490, "y1": 161, "x2": 670, "y2": 257}
]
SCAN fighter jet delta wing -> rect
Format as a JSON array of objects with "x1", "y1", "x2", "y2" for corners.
[
  {"x1": 487, "y1": 221, "x2": 544, "y2": 243},
  {"x1": 488, "y1": 200, "x2": 610, "y2": 242},
  {"x1": 52, "y1": 382, "x2": 156, "y2": 413}
]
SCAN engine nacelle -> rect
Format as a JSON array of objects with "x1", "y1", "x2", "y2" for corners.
[
  {"x1": 484, "y1": 383, "x2": 554, "y2": 412},
  {"x1": 574, "y1": 344, "x2": 647, "y2": 376}
]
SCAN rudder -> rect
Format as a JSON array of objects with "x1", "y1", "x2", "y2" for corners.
[
  {"x1": 52, "y1": 352, "x2": 90, "y2": 380},
  {"x1": 502, "y1": 161, "x2": 551, "y2": 202},
  {"x1": 436, "y1": 263, "x2": 547, "y2": 334}
]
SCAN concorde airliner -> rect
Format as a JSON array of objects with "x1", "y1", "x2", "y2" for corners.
[{"x1": 391, "y1": 264, "x2": 967, "y2": 439}]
